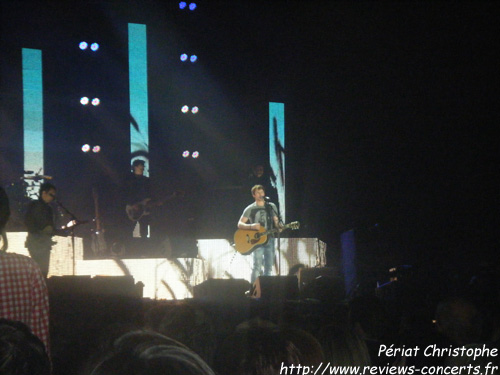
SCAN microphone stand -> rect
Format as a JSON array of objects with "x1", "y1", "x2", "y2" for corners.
[
  {"x1": 54, "y1": 199, "x2": 80, "y2": 275},
  {"x1": 265, "y1": 200, "x2": 284, "y2": 276}
]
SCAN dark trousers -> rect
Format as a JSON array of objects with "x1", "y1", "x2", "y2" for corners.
[
  {"x1": 26, "y1": 233, "x2": 52, "y2": 277},
  {"x1": 27, "y1": 245, "x2": 51, "y2": 277}
]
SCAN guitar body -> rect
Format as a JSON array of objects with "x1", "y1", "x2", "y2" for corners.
[
  {"x1": 233, "y1": 227, "x2": 268, "y2": 255},
  {"x1": 126, "y1": 198, "x2": 152, "y2": 222},
  {"x1": 233, "y1": 221, "x2": 300, "y2": 255}
]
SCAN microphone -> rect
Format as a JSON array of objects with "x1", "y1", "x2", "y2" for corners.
[
  {"x1": 263, "y1": 196, "x2": 272, "y2": 202},
  {"x1": 23, "y1": 175, "x2": 53, "y2": 181}
]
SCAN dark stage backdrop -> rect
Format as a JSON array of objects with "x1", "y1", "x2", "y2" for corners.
[{"x1": 1, "y1": 1, "x2": 498, "y2": 269}]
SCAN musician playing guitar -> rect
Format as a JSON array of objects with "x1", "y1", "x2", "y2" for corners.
[
  {"x1": 125, "y1": 159, "x2": 152, "y2": 238},
  {"x1": 238, "y1": 184, "x2": 282, "y2": 284}
]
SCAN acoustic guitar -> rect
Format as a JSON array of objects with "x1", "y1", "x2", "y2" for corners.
[{"x1": 233, "y1": 221, "x2": 300, "y2": 255}]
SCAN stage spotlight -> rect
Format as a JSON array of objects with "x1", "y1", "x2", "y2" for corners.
[
  {"x1": 190, "y1": 55, "x2": 197, "y2": 63},
  {"x1": 82, "y1": 144, "x2": 90, "y2": 152},
  {"x1": 91, "y1": 98, "x2": 100, "y2": 106},
  {"x1": 189, "y1": 3, "x2": 197, "y2": 11},
  {"x1": 191, "y1": 106, "x2": 199, "y2": 114},
  {"x1": 182, "y1": 150, "x2": 190, "y2": 158},
  {"x1": 92, "y1": 145, "x2": 101, "y2": 153},
  {"x1": 90, "y1": 43, "x2": 99, "y2": 51},
  {"x1": 80, "y1": 97, "x2": 89, "y2": 105},
  {"x1": 192, "y1": 151, "x2": 199, "y2": 158},
  {"x1": 179, "y1": 2, "x2": 187, "y2": 9},
  {"x1": 181, "y1": 105, "x2": 189, "y2": 113},
  {"x1": 180, "y1": 53, "x2": 188, "y2": 61},
  {"x1": 79, "y1": 42, "x2": 88, "y2": 50}
]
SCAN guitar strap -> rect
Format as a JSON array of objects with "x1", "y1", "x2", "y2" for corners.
[
  {"x1": 249, "y1": 204, "x2": 271, "y2": 231},
  {"x1": 264, "y1": 203, "x2": 274, "y2": 236},
  {"x1": 248, "y1": 205, "x2": 258, "y2": 225}
]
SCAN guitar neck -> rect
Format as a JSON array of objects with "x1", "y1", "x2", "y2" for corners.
[
  {"x1": 150, "y1": 192, "x2": 180, "y2": 207},
  {"x1": 262, "y1": 223, "x2": 291, "y2": 237}
]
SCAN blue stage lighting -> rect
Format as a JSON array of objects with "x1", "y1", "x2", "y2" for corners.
[
  {"x1": 179, "y1": 2, "x2": 187, "y2": 9},
  {"x1": 90, "y1": 43, "x2": 99, "y2": 51},
  {"x1": 190, "y1": 55, "x2": 197, "y2": 63},
  {"x1": 180, "y1": 53, "x2": 188, "y2": 61},
  {"x1": 82, "y1": 144, "x2": 90, "y2": 152},
  {"x1": 192, "y1": 151, "x2": 199, "y2": 158},
  {"x1": 92, "y1": 145, "x2": 101, "y2": 153},
  {"x1": 182, "y1": 150, "x2": 190, "y2": 158},
  {"x1": 80, "y1": 97, "x2": 89, "y2": 105},
  {"x1": 91, "y1": 98, "x2": 100, "y2": 106},
  {"x1": 191, "y1": 106, "x2": 199, "y2": 114},
  {"x1": 181, "y1": 105, "x2": 189, "y2": 113},
  {"x1": 79, "y1": 42, "x2": 88, "y2": 50},
  {"x1": 189, "y1": 3, "x2": 197, "y2": 11}
]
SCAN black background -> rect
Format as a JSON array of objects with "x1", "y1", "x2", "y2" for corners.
[{"x1": 1, "y1": 1, "x2": 498, "y2": 268}]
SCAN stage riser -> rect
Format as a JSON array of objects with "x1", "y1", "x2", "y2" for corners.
[
  {"x1": 5, "y1": 232, "x2": 84, "y2": 276},
  {"x1": 6, "y1": 232, "x2": 326, "y2": 300},
  {"x1": 197, "y1": 238, "x2": 326, "y2": 280},
  {"x1": 75, "y1": 258, "x2": 204, "y2": 299},
  {"x1": 47, "y1": 276, "x2": 142, "y2": 298}
]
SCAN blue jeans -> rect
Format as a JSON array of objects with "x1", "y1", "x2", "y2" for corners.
[{"x1": 251, "y1": 239, "x2": 275, "y2": 284}]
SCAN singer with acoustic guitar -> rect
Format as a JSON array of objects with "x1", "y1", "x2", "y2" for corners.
[{"x1": 237, "y1": 184, "x2": 282, "y2": 283}]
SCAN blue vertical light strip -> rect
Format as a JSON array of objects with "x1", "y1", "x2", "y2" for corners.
[
  {"x1": 22, "y1": 48, "x2": 44, "y2": 195},
  {"x1": 269, "y1": 102, "x2": 286, "y2": 222},
  {"x1": 341, "y1": 229, "x2": 357, "y2": 296},
  {"x1": 128, "y1": 23, "x2": 149, "y2": 176}
]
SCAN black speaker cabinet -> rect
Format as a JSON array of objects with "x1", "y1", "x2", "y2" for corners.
[
  {"x1": 299, "y1": 268, "x2": 345, "y2": 302},
  {"x1": 193, "y1": 278, "x2": 251, "y2": 300},
  {"x1": 298, "y1": 267, "x2": 338, "y2": 290},
  {"x1": 47, "y1": 275, "x2": 142, "y2": 297},
  {"x1": 252, "y1": 276, "x2": 299, "y2": 300},
  {"x1": 47, "y1": 275, "x2": 92, "y2": 295}
]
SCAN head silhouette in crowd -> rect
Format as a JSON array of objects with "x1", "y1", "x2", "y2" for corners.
[
  {"x1": 435, "y1": 297, "x2": 482, "y2": 346},
  {"x1": 0, "y1": 318, "x2": 51, "y2": 375},
  {"x1": 214, "y1": 327, "x2": 303, "y2": 375},
  {"x1": 89, "y1": 330, "x2": 215, "y2": 375}
]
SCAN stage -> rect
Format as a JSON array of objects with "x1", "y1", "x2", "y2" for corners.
[{"x1": 5, "y1": 232, "x2": 326, "y2": 299}]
